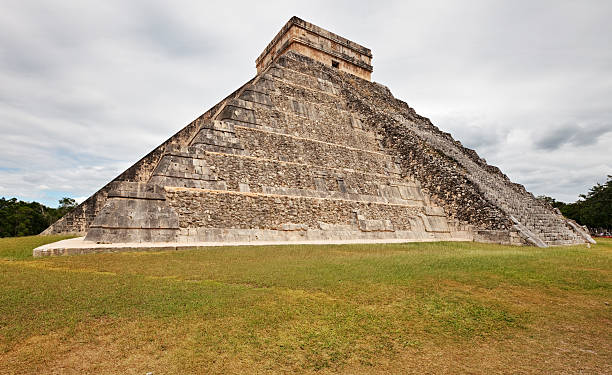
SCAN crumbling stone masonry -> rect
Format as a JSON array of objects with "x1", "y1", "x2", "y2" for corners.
[{"x1": 42, "y1": 16, "x2": 594, "y2": 248}]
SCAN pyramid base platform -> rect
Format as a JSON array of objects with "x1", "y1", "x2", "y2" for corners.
[{"x1": 33, "y1": 235, "x2": 474, "y2": 257}]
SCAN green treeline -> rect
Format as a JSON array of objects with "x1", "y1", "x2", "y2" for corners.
[
  {"x1": 0, "y1": 197, "x2": 77, "y2": 238},
  {"x1": 538, "y1": 175, "x2": 612, "y2": 233}
]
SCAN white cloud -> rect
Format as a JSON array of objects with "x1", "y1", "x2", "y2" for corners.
[{"x1": 74, "y1": 196, "x2": 88, "y2": 204}]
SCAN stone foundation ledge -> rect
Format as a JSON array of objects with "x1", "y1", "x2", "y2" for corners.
[{"x1": 33, "y1": 234, "x2": 473, "y2": 257}]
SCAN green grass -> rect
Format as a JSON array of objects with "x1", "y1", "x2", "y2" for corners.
[
  {"x1": 0, "y1": 237, "x2": 610, "y2": 374},
  {"x1": 0, "y1": 234, "x2": 76, "y2": 260}
]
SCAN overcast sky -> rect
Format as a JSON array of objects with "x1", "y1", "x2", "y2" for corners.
[{"x1": 1, "y1": 0, "x2": 611, "y2": 207}]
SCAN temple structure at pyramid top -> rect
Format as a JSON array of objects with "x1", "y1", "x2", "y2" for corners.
[
  {"x1": 37, "y1": 16, "x2": 594, "y2": 256},
  {"x1": 256, "y1": 16, "x2": 373, "y2": 81}
]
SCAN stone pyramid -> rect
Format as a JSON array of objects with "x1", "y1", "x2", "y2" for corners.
[{"x1": 42, "y1": 17, "x2": 593, "y2": 248}]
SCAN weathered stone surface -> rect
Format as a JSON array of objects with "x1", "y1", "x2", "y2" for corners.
[{"x1": 42, "y1": 17, "x2": 594, "y2": 249}]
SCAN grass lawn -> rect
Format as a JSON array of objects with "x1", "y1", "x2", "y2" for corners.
[{"x1": 0, "y1": 236, "x2": 610, "y2": 374}]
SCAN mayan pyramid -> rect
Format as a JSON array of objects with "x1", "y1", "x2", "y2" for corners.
[{"x1": 42, "y1": 17, "x2": 593, "y2": 249}]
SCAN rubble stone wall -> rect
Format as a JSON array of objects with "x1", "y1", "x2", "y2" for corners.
[
  {"x1": 149, "y1": 149, "x2": 422, "y2": 200},
  {"x1": 166, "y1": 188, "x2": 419, "y2": 231},
  {"x1": 235, "y1": 127, "x2": 395, "y2": 174}
]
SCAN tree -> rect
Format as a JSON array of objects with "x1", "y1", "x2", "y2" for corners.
[
  {"x1": 535, "y1": 195, "x2": 566, "y2": 209},
  {"x1": 0, "y1": 197, "x2": 79, "y2": 237},
  {"x1": 58, "y1": 197, "x2": 77, "y2": 209},
  {"x1": 560, "y1": 175, "x2": 612, "y2": 230},
  {"x1": 57, "y1": 197, "x2": 77, "y2": 216}
]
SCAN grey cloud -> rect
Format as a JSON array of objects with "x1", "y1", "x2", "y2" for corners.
[
  {"x1": 433, "y1": 113, "x2": 511, "y2": 152},
  {"x1": 126, "y1": 3, "x2": 222, "y2": 58},
  {"x1": 534, "y1": 123, "x2": 612, "y2": 150}
]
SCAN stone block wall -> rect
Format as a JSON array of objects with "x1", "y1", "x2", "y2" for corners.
[
  {"x1": 149, "y1": 147, "x2": 421, "y2": 202},
  {"x1": 166, "y1": 188, "x2": 419, "y2": 231}
]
